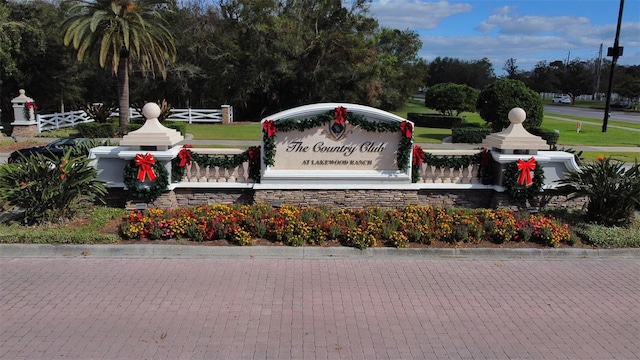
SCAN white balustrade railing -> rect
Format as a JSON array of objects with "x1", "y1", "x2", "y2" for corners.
[
  {"x1": 413, "y1": 150, "x2": 482, "y2": 185},
  {"x1": 171, "y1": 149, "x2": 482, "y2": 186},
  {"x1": 180, "y1": 161, "x2": 253, "y2": 183},
  {"x1": 172, "y1": 148, "x2": 253, "y2": 184},
  {"x1": 414, "y1": 163, "x2": 480, "y2": 184}
]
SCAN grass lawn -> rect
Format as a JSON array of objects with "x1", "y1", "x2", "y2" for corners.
[{"x1": 187, "y1": 123, "x2": 261, "y2": 141}]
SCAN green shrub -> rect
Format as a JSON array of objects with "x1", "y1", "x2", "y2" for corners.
[
  {"x1": 574, "y1": 221, "x2": 640, "y2": 248},
  {"x1": 407, "y1": 113, "x2": 462, "y2": 128},
  {"x1": 476, "y1": 79, "x2": 544, "y2": 131},
  {"x1": 557, "y1": 158, "x2": 640, "y2": 227},
  {"x1": 126, "y1": 123, "x2": 143, "y2": 132},
  {"x1": 529, "y1": 128, "x2": 559, "y2": 149},
  {"x1": 165, "y1": 121, "x2": 187, "y2": 136},
  {"x1": 0, "y1": 151, "x2": 107, "y2": 224},
  {"x1": 451, "y1": 123, "x2": 491, "y2": 143},
  {"x1": 77, "y1": 122, "x2": 117, "y2": 138},
  {"x1": 125, "y1": 121, "x2": 186, "y2": 136},
  {"x1": 424, "y1": 82, "x2": 478, "y2": 116}
]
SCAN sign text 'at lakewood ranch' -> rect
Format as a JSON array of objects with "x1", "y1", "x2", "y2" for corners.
[{"x1": 259, "y1": 103, "x2": 414, "y2": 185}]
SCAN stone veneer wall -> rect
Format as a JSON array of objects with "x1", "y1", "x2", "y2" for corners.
[
  {"x1": 109, "y1": 187, "x2": 588, "y2": 211},
  {"x1": 254, "y1": 189, "x2": 419, "y2": 209},
  {"x1": 416, "y1": 190, "x2": 494, "y2": 209},
  {"x1": 11, "y1": 125, "x2": 38, "y2": 138}
]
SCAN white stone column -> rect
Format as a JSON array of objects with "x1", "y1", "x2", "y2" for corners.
[{"x1": 10, "y1": 89, "x2": 39, "y2": 137}]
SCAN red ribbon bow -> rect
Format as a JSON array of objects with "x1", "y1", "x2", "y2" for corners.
[
  {"x1": 26, "y1": 101, "x2": 37, "y2": 110},
  {"x1": 248, "y1": 146, "x2": 260, "y2": 162},
  {"x1": 334, "y1": 106, "x2": 347, "y2": 125},
  {"x1": 135, "y1": 153, "x2": 157, "y2": 182},
  {"x1": 178, "y1": 147, "x2": 192, "y2": 167},
  {"x1": 400, "y1": 121, "x2": 413, "y2": 138},
  {"x1": 480, "y1": 148, "x2": 491, "y2": 166},
  {"x1": 412, "y1": 145, "x2": 424, "y2": 166},
  {"x1": 263, "y1": 120, "x2": 276, "y2": 137},
  {"x1": 516, "y1": 157, "x2": 536, "y2": 186}
]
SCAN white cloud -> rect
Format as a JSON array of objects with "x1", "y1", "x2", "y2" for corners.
[
  {"x1": 369, "y1": 0, "x2": 640, "y2": 72},
  {"x1": 370, "y1": 0, "x2": 472, "y2": 30},
  {"x1": 476, "y1": 6, "x2": 592, "y2": 35}
]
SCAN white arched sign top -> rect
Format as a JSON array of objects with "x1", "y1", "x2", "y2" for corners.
[{"x1": 258, "y1": 103, "x2": 412, "y2": 188}]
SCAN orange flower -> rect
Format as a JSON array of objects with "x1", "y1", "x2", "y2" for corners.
[
  {"x1": 597, "y1": 155, "x2": 605, "y2": 161},
  {"x1": 60, "y1": 174, "x2": 65, "y2": 180},
  {"x1": 20, "y1": 182, "x2": 27, "y2": 188}
]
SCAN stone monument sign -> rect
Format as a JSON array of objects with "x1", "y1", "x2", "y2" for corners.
[{"x1": 259, "y1": 103, "x2": 413, "y2": 185}]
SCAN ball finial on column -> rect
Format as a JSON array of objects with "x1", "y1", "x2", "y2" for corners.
[
  {"x1": 142, "y1": 102, "x2": 161, "y2": 120},
  {"x1": 508, "y1": 107, "x2": 526, "y2": 125}
]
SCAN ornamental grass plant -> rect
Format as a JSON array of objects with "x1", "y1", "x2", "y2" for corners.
[
  {"x1": 557, "y1": 157, "x2": 640, "y2": 227},
  {"x1": 0, "y1": 151, "x2": 106, "y2": 224}
]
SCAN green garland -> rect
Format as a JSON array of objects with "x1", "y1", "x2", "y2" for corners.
[
  {"x1": 502, "y1": 160, "x2": 545, "y2": 204},
  {"x1": 422, "y1": 152, "x2": 482, "y2": 169},
  {"x1": 123, "y1": 159, "x2": 169, "y2": 202},
  {"x1": 171, "y1": 157, "x2": 187, "y2": 183},
  {"x1": 171, "y1": 148, "x2": 262, "y2": 183},
  {"x1": 411, "y1": 150, "x2": 483, "y2": 183},
  {"x1": 262, "y1": 110, "x2": 413, "y2": 171}
]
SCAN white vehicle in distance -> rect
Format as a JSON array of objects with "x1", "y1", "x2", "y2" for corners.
[{"x1": 552, "y1": 95, "x2": 571, "y2": 104}]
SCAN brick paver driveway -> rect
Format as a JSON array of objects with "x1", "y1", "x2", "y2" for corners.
[{"x1": 1, "y1": 257, "x2": 638, "y2": 359}]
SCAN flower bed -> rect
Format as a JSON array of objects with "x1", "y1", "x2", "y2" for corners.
[{"x1": 120, "y1": 204, "x2": 572, "y2": 248}]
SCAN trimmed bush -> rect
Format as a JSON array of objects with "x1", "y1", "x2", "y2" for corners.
[
  {"x1": 125, "y1": 121, "x2": 186, "y2": 136},
  {"x1": 452, "y1": 123, "x2": 491, "y2": 143},
  {"x1": 424, "y1": 82, "x2": 478, "y2": 116},
  {"x1": 407, "y1": 113, "x2": 462, "y2": 128},
  {"x1": 476, "y1": 79, "x2": 544, "y2": 131},
  {"x1": 529, "y1": 128, "x2": 559, "y2": 149},
  {"x1": 77, "y1": 122, "x2": 117, "y2": 138}
]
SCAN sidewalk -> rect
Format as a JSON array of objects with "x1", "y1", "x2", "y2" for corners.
[{"x1": 2, "y1": 256, "x2": 639, "y2": 359}]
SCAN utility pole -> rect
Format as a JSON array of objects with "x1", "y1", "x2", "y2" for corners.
[
  {"x1": 603, "y1": 0, "x2": 625, "y2": 133},
  {"x1": 594, "y1": 44, "x2": 603, "y2": 100}
]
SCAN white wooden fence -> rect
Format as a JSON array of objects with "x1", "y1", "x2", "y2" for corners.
[{"x1": 37, "y1": 106, "x2": 233, "y2": 132}]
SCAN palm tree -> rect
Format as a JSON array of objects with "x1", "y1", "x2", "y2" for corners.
[{"x1": 62, "y1": 0, "x2": 176, "y2": 131}]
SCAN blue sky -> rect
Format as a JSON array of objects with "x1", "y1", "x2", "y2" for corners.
[{"x1": 368, "y1": 0, "x2": 640, "y2": 74}]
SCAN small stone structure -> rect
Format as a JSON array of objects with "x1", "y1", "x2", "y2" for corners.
[
  {"x1": 10, "y1": 89, "x2": 39, "y2": 137},
  {"x1": 90, "y1": 102, "x2": 184, "y2": 188},
  {"x1": 483, "y1": 107, "x2": 580, "y2": 188}
]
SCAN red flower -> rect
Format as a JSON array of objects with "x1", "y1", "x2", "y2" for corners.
[
  {"x1": 334, "y1": 106, "x2": 347, "y2": 125},
  {"x1": 400, "y1": 121, "x2": 413, "y2": 138},
  {"x1": 263, "y1": 120, "x2": 276, "y2": 137},
  {"x1": 135, "y1": 153, "x2": 157, "y2": 182},
  {"x1": 516, "y1": 157, "x2": 536, "y2": 186}
]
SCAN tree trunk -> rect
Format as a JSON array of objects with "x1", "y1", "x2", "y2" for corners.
[{"x1": 117, "y1": 55, "x2": 130, "y2": 134}]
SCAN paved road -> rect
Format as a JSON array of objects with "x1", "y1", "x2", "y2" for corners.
[
  {"x1": 1, "y1": 256, "x2": 638, "y2": 359},
  {"x1": 545, "y1": 105, "x2": 639, "y2": 125}
]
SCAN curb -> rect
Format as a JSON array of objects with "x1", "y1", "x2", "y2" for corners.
[{"x1": 1, "y1": 244, "x2": 639, "y2": 260}]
